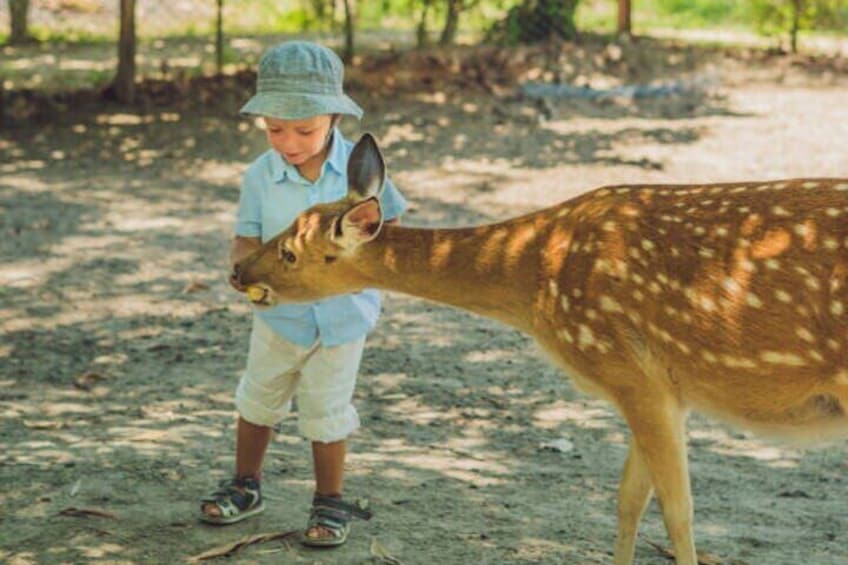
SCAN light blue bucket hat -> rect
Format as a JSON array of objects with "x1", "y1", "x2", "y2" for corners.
[{"x1": 240, "y1": 41, "x2": 363, "y2": 121}]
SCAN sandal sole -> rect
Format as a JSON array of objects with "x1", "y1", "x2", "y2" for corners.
[
  {"x1": 300, "y1": 524, "x2": 350, "y2": 548},
  {"x1": 199, "y1": 500, "x2": 266, "y2": 525}
]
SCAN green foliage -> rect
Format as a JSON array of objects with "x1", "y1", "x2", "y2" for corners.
[
  {"x1": 487, "y1": 0, "x2": 581, "y2": 44},
  {"x1": 746, "y1": 0, "x2": 847, "y2": 35}
]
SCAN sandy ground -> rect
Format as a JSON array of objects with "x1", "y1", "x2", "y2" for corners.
[{"x1": 1, "y1": 37, "x2": 847, "y2": 564}]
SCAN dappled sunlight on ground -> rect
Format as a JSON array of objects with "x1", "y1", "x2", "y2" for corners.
[{"x1": 1, "y1": 38, "x2": 847, "y2": 564}]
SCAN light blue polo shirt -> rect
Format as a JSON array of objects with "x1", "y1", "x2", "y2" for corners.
[{"x1": 234, "y1": 128, "x2": 408, "y2": 347}]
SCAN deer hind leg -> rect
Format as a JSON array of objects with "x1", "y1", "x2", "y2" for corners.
[
  {"x1": 613, "y1": 439, "x2": 654, "y2": 565},
  {"x1": 614, "y1": 389, "x2": 697, "y2": 565}
]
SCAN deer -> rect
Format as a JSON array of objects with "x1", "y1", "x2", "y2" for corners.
[{"x1": 232, "y1": 133, "x2": 848, "y2": 564}]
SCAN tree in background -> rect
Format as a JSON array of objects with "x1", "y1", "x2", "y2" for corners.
[
  {"x1": 342, "y1": 0, "x2": 355, "y2": 62},
  {"x1": 416, "y1": 0, "x2": 433, "y2": 47},
  {"x1": 487, "y1": 0, "x2": 581, "y2": 44},
  {"x1": 750, "y1": 0, "x2": 845, "y2": 53},
  {"x1": 109, "y1": 0, "x2": 137, "y2": 103},
  {"x1": 7, "y1": 0, "x2": 35, "y2": 44},
  {"x1": 618, "y1": 0, "x2": 632, "y2": 35}
]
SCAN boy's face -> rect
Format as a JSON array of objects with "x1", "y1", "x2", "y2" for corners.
[{"x1": 263, "y1": 115, "x2": 334, "y2": 168}]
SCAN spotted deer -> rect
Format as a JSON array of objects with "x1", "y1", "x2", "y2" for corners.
[{"x1": 233, "y1": 133, "x2": 848, "y2": 564}]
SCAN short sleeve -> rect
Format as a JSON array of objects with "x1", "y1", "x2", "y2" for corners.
[
  {"x1": 379, "y1": 177, "x2": 408, "y2": 221},
  {"x1": 234, "y1": 168, "x2": 263, "y2": 238}
]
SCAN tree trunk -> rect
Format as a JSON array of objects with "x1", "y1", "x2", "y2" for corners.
[
  {"x1": 342, "y1": 0, "x2": 355, "y2": 63},
  {"x1": 439, "y1": 0, "x2": 462, "y2": 46},
  {"x1": 9, "y1": 0, "x2": 34, "y2": 44},
  {"x1": 789, "y1": 0, "x2": 802, "y2": 53},
  {"x1": 215, "y1": 0, "x2": 224, "y2": 74},
  {"x1": 416, "y1": 0, "x2": 432, "y2": 48},
  {"x1": 617, "y1": 0, "x2": 632, "y2": 36},
  {"x1": 113, "y1": 0, "x2": 137, "y2": 103}
]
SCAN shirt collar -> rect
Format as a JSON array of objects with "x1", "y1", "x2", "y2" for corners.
[{"x1": 272, "y1": 127, "x2": 345, "y2": 185}]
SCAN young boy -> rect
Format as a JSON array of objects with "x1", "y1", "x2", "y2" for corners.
[{"x1": 200, "y1": 40, "x2": 407, "y2": 548}]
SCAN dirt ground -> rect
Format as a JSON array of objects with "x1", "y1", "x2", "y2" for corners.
[{"x1": 1, "y1": 36, "x2": 847, "y2": 565}]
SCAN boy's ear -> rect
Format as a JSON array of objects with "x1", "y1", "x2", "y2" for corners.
[
  {"x1": 332, "y1": 197, "x2": 384, "y2": 251},
  {"x1": 347, "y1": 133, "x2": 386, "y2": 200}
]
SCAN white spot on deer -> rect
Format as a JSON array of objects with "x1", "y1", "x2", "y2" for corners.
[
  {"x1": 694, "y1": 226, "x2": 707, "y2": 236},
  {"x1": 835, "y1": 370, "x2": 848, "y2": 385},
  {"x1": 558, "y1": 328, "x2": 574, "y2": 344},
  {"x1": 641, "y1": 239, "x2": 655, "y2": 251},
  {"x1": 802, "y1": 181, "x2": 819, "y2": 189},
  {"x1": 586, "y1": 309, "x2": 598, "y2": 320},
  {"x1": 765, "y1": 258, "x2": 780, "y2": 270},
  {"x1": 796, "y1": 327, "x2": 815, "y2": 343},
  {"x1": 715, "y1": 227, "x2": 729, "y2": 237},
  {"x1": 632, "y1": 289, "x2": 645, "y2": 302},
  {"x1": 631, "y1": 273, "x2": 645, "y2": 285},
  {"x1": 775, "y1": 289, "x2": 792, "y2": 303},
  {"x1": 721, "y1": 355, "x2": 757, "y2": 369},
  {"x1": 549, "y1": 279, "x2": 559, "y2": 297},
  {"x1": 561, "y1": 295, "x2": 570, "y2": 312},
  {"x1": 702, "y1": 351, "x2": 718, "y2": 363},
  {"x1": 771, "y1": 206, "x2": 791, "y2": 217},
  {"x1": 746, "y1": 293, "x2": 763, "y2": 308},
  {"x1": 831, "y1": 301, "x2": 844, "y2": 316},
  {"x1": 824, "y1": 238, "x2": 839, "y2": 250},
  {"x1": 577, "y1": 324, "x2": 596, "y2": 350},
  {"x1": 827, "y1": 339, "x2": 840, "y2": 351},
  {"x1": 699, "y1": 296, "x2": 717, "y2": 312},
  {"x1": 760, "y1": 351, "x2": 807, "y2": 366},
  {"x1": 825, "y1": 207, "x2": 841, "y2": 217},
  {"x1": 723, "y1": 278, "x2": 742, "y2": 295},
  {"x1": 834, "y1": 183, "x2": 848, "y2": 191},
  {"x1": 793, "y1": 224, "x2": 810, "y2": 239},
  {"x1": 804, "y1": 277, "x2": 820, "y2": 291},
  {"x1": 648, "y1": 281, "x2": 662, "y2": 295},
  {"x1": 808, "y1": 350, "x2": 824, "y2": 363},
  {"x1": 599, "y1": 296, "x2": 623, "y2": 313},
  {"x1": 699, "y1": 248, "x2": 715, "y2": 259}
]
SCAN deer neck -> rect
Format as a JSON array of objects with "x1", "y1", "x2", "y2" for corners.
[{"x1": 353, "y1": 221, "x2": 544, "y2": 332}]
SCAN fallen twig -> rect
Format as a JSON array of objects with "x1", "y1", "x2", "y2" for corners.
[{"x1": 185, "y1": 530, "x2": 299, "y2": 563}]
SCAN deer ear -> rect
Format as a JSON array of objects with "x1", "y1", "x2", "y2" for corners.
[
  {"x1": 333, "y1": 197, "x2": 384, "y2": 250},
  {"x1": 347, "y1": 133, "x2": 386, "y2": 200}
]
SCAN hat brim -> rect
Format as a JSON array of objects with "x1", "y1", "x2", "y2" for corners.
[{"x1": 240, "y1": 92, "x2": 363, "y2": 120}]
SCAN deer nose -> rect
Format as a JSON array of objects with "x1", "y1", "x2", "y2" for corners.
[{"x1": 230, "y1": 263, "x2": 243, "y2": 287}]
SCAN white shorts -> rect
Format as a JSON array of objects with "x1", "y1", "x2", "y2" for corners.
[{"x1": 235, "y1": 317, "x2": 366, "y2": 443}]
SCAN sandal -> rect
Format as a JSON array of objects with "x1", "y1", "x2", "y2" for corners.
[
  {"x1": 301, "y1": 493, "x2": 373, "y2": 548},
  {"x1": 199, "y1": 476, "x2": 265, "y2": 525}
]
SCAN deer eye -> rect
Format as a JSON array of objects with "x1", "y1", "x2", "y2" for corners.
[{"x1": 279, "y1": 246, "x2": 297, "y2": 264}]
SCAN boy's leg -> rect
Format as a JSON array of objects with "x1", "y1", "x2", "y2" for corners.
[
  {"x1": 236, "y1": 417, "x2": 273, "y2": 480},
  {"x1": 201, "y1": 317, "x2": 318, "y2": 522},
  {"x1": 296, "y1": 337, "x2": 366, "y2": 542},
  {"x1": 201, "y1": 417, "x2": 272, "y2": 519},
  {"x1": 312, "y1": 439, "x2": 347, "y2": 497}
]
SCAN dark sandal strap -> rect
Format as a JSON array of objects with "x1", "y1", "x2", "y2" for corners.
[
  {"x1": 201, "y1": 477, "x2": 261, "y2": 512},
  {"x1": 311, "y1": 494, "x2": 373, "y2": 522}
]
